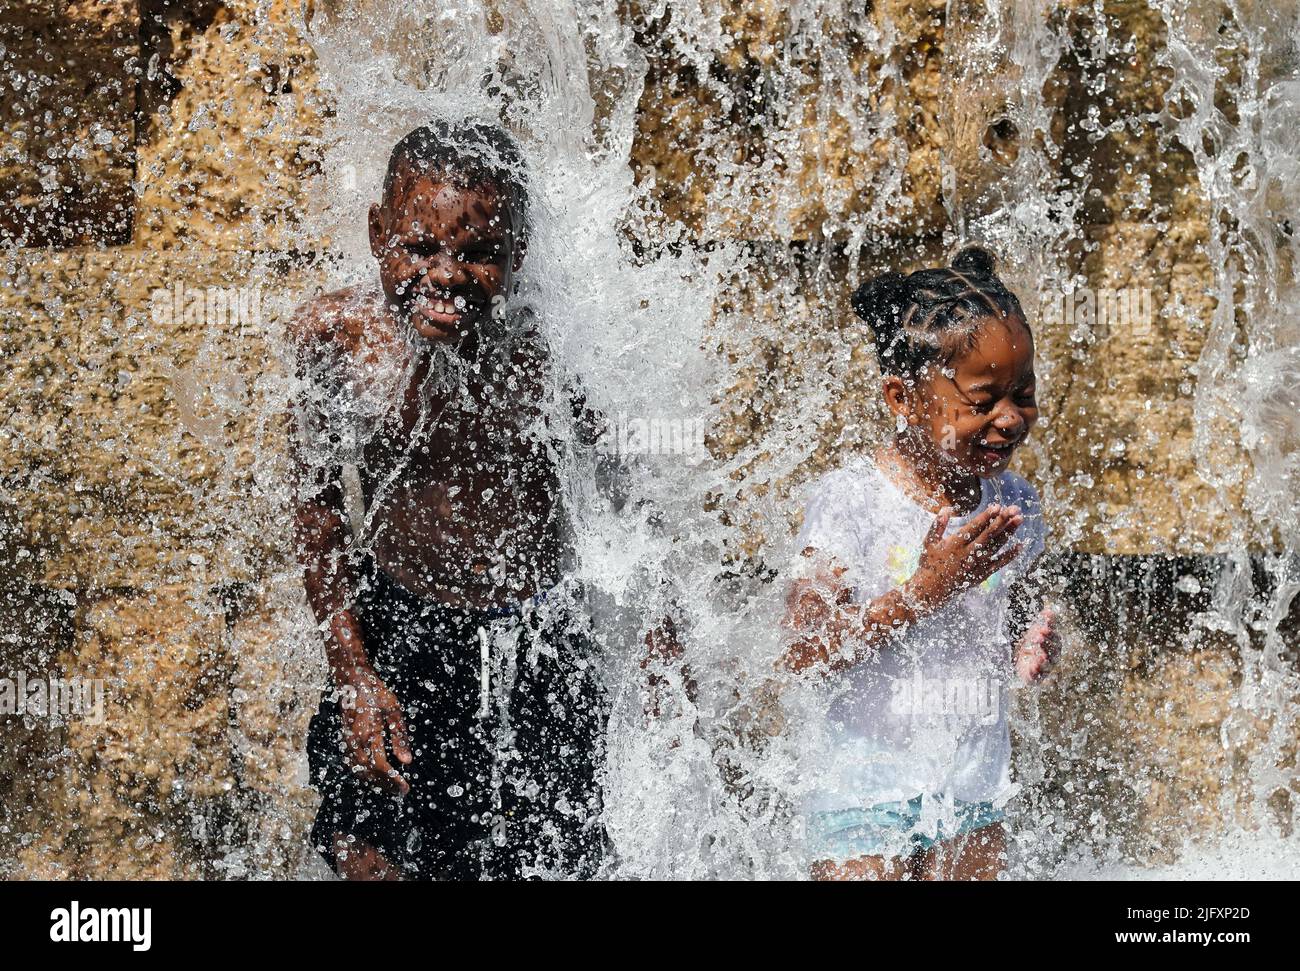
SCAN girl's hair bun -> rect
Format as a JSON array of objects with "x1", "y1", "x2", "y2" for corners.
[
  {"x1": 853, "y1": 271, "x2": 913, "y2": 370},
  {"x1": 851, "y1": 245, "x2": 1024, "y2": 377},
  {"x1": 851, "y1": 271, "x2": 910, "y2": 330},
  {"x1": 950, "y1": 244, "x2": 997, "y2": 276}
]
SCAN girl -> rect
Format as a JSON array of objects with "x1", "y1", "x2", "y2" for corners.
[{"x1": 783, "y1": 245, "x2": 1059, "y2": 881}]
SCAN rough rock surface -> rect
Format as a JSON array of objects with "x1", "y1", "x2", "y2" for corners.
[{"x1": 0, "y1": 0, "x2": 1293, "y2": 877}]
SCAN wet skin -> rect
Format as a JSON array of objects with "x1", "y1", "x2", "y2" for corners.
[
  {"x1": 878, "y1": 312, "x2": 1039, "y2": 514},
  {"x1": 369, "y1": 165, "x2": 518, "y2": 345},
  {"x1": 288, "y1": 171, "x2": 562, "y2": 876},
  {"x1": 294, "y1": 170, "x2": 561, "y2": 611},
  {"x1": 353, "y1": 298, "x2": 562, "y2": 608},
  {"x1": 783, "y1": 313, "x2": 1043, "y2": 675},
  {"x1": 786, "y1": 313, "x2": 1057, "y2": 880},
  {"x1": 360, "y1": 171, "x2": 562, "y2": 606},
  {"x1": 810, "y1": 822, "x2": 1006, "y2": 881}
]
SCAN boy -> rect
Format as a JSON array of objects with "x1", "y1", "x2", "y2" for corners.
[{"x1": 289, "y1": 120, "x2": 606, "y2": 880}]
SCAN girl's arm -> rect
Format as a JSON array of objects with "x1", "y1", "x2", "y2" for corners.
[
  {"x1": 1006, "y1": 572, "x2": 1041, "y2": 646},
  {"x1": 781, "y1": 503, "x2": 1025, "y2": 676},
  {"x1": 1009, "y1": 575, "x2": 1060, "y2": 683}
]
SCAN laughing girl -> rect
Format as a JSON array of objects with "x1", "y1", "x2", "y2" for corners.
[{"x1": 783, "y1": 245, "x2": 1059, "y2": 881}]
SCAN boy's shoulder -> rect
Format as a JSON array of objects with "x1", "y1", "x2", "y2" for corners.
[{"x1": 287, "y1": 285, "x2": 399, "y2": 363}]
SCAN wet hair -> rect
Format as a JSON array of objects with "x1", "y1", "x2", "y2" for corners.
[
  {"x1": 851, "y1": 245, "x2": 1027, "y2": 378},
  {"x1": 382, "y1": 119, "x2": 530, "y2": 244}
]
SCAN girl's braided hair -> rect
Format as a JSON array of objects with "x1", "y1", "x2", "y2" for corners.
[{"x1": 851, "y1": 245, "x2": 1027, "y2": 379}]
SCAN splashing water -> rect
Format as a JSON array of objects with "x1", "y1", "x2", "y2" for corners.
[
  {"x1": 269, "y1": 0, "x2": 1300, "y2": 879},
  {"x1": 8, "y1": 0, "x2": 1290, "y2": 880}
]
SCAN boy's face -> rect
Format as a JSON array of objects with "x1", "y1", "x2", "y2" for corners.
[
  {"x1": 369, "y1": 166, "x2": 524, "y2": 343},
  {"x1": 886, "y1": 314, "x2": 1038, "y2": 477}
]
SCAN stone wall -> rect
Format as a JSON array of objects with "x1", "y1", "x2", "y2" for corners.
[
  {"x1": 1, "y1": 0, "x2": 327, "y2": 877},
  {"x1": 0, "y1": 0, "x2": 1294, "y2": 877}
]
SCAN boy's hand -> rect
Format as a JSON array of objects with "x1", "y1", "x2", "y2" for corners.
[
  {"x1": 904, "y1": 504, "x2": 1024, "y2": 612},
  {"x1": 338, "y1": 667, "x2": 413, "y2": 795},
  {"x1": 1014, "y1": 606, "x2": 1060, "y2": 684}
]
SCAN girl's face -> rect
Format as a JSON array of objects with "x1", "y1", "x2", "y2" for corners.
[{"x1": 885, "y1": 314, "x2": 1038, "y2": 477}]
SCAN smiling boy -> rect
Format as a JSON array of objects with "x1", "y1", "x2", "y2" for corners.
[{"x1": 289, "y1": 121, "x2": 606, "y2": 880}]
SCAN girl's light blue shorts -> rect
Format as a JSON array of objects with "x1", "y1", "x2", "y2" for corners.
[{"x1": 806, "y1": 796, "x2": 1004, "y2": 863}]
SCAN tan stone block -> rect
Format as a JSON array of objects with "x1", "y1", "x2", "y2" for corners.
[
  {"x1": 225, "y1": 577, "x2": 324, "y2": 797},
  {"x1": 3, "y1": 246, "x2": 321, "y2": 588},
  {"x1": 0, "y1": 250, "x2": 84, "y2": 582},
  {"x1": 222, "y1": 576, "x2": 325, "y2": 876},
  {"x1": 1117, "y1": 647, "x2": 1253, "y2": 857},
  {"x1": 132, "y1": 0, "x2": 325, "y2": 252},
  {"x1": 4, "y1": 585, "x2": 236, "y2": 877},
  {"x1": 0, "y1": 583, "x2": 75, "y2": 874},
  {"x1": 5, "y1": 574, "x2": 326, "y2": 878},
  {"x1": 0, "y1": 2, "x2": 137, "y2": 247},
  {"x1": 64, "y1": 586, "x2": 232, "y2": 797},
  {"x1": 630, "y1": 0, "x2": 949, "y2": 241},
  {"x1": 1015, "y1": 560, "x2": 1285, "y2": 866},
  {"x1": 1030, "y1": 212, "x2": 1250, "y2": 553}
]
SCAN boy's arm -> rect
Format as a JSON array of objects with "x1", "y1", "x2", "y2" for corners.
[
  {"x1": 287, "y1": 306, "x2": 411, "y2": 792},
  {"x1": 286, "y1": 305, "x2": 369, "y2": 680},
  {"x1": 290, "y1": 455, "x2": 368, "y2": 682}
]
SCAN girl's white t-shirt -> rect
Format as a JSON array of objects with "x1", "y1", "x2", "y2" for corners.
[{"x1": 793, "y1": 456, "x2": 1046, "y2": 812}]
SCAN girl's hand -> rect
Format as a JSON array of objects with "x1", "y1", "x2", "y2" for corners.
[
  {"x1": 1014, "y1": 606, "x2": 1060, "y2": 683},
  {"x1": 780, "y1": 555, "x2": 856, "y2": 674},
  {"x1": 903, "y1": 503, "x2": 1024, "y2": 613},
  {"x1": 786, "y1": 559, "x2": 853, "y2": 633}
]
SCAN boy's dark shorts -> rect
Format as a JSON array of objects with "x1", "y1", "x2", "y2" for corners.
[{"x1": 306, "y1": 559, "x2": 608, "y2": 880}]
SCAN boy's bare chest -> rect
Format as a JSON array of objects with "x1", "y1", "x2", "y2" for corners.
[
  {"x1": 357, "y1": 363, "x2": 557, "y2": 511},
  {"x1": 355, "y1": 378, "x2": 563, "y2": 603}
]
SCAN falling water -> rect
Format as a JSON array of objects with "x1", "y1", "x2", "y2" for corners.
[
  {"x1": 262, "y1": 0, "x2": 1300, "y2": 879},
  {"x1": 2, "y1": 0, "x2": 1296, "y2": 880}
]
